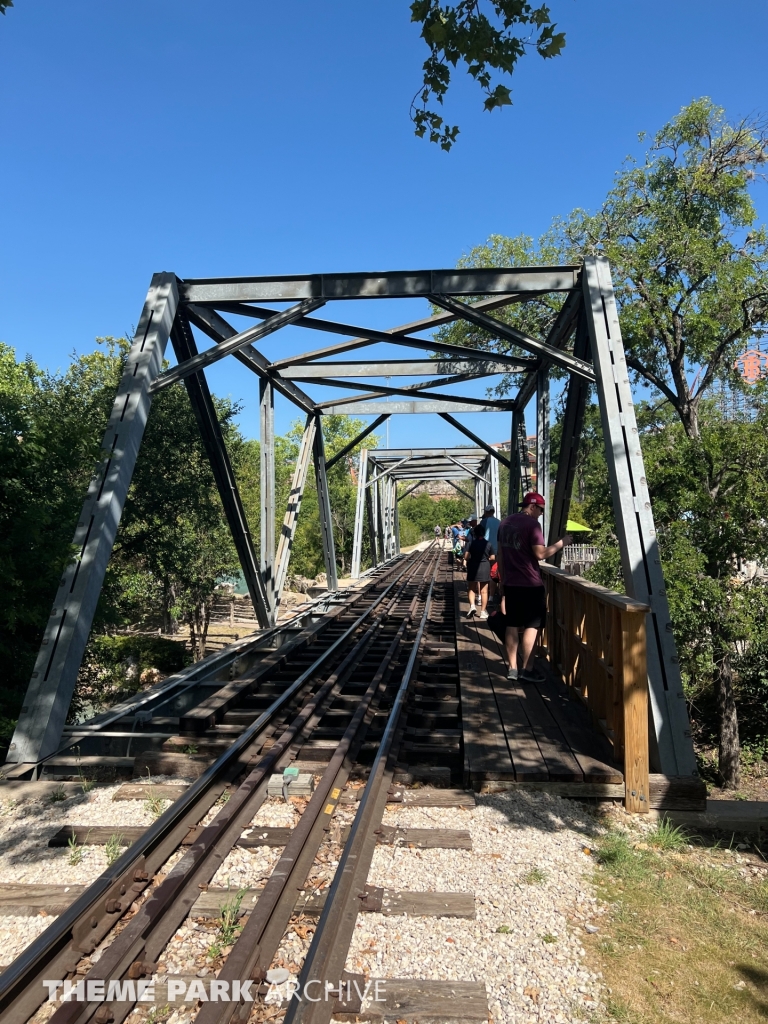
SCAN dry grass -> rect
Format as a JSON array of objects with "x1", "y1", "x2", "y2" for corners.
[{"x1": 585, "y1": 820, "x2": 768, "y2": 1023}]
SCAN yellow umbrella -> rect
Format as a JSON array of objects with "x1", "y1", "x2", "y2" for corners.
[{"x1": 565, "y1": 519, "x2": 592, "y2": 533}]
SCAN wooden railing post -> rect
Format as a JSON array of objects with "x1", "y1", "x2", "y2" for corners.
[{"x1": 621, "y1": 609, "x2": 649, "y2": 813}]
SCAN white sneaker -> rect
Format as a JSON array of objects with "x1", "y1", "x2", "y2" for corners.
[
  {"x1": 466, "y1": 607, "x2": 476, "y2": 618},
  {"x1": 478, "y1": 610, "x2": 489, "y2": 620}
]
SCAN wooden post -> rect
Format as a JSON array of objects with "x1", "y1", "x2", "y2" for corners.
[{"x1": 622, "y1": 610, "x2": 649, "y2": 813}]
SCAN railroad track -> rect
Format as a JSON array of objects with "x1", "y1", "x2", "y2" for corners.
[{"x1": 1, "y1": 543, "x2": 475, "y2": 1024}]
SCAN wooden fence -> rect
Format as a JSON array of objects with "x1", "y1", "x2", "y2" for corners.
[{"x1": 540, "y1": 564, "x2": 650, "y2": 813}]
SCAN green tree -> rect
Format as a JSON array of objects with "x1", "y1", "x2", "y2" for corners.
[
  {"x1": 554, "y1": 98, "x2": 768, "y2": 440},
  {"x1": 398, "y1": 492, "x2": 467, "y2": 544},
  {"x1": 111, "y1": 380, "x2": 243, "y2": 655},
  {"x1": 0, "y1": 340, "x2": 127, "y2": 736},
  {"x1": 641, "y1": 405, "x2": 768, "y2": 787},
  {"x1": 410, "y1": 0, "x2": 565, "y2": 149}
]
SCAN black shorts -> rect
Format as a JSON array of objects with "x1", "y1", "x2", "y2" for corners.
[{"x1": 504, "y1": 585, "x2": 546, "y2": 629}]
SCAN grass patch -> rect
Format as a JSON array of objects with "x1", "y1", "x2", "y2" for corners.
[
  {"x1": 208, "y1": 887, "x2": 248, "y2": 958},
  {"x1": 586, "y1": 822, "x2": 768, "y2": 1023},
  {"x1": 646, "y1": 819, "x2": 689, "y2": 852},
  {"x1": 50, "y1": 785, "x2": 66, "y2": 803},
  {"x1": 218, "y1": 889, "x2": 247, "y2": 944},
  {"x1": 143, "y1": 794, "x2": 167, "y2": 820},
  {"x1": 522, "y1": 866, "x2": 547, "y2": 885},
  {"x1": 105, "y1": 832, "x2": 124, "y2": 866},
  {"x1": 67, "y1": 834, "x2": 83, "y2": 866}
]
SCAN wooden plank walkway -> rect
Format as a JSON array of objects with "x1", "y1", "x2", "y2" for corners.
[{"x1": 455, "y1": 582, "x2": 624, "y2": 793}]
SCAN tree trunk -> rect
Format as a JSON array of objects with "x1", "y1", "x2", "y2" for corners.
[
  {"x1": 678, "y1": 397, "x2": 700, "y2": 440},
  {"x1": 199, "y1": 601, "x2": 210, "y2": 660},
  {"x1": 713, "y1": 648, "x2": 741, "y2": 789}
]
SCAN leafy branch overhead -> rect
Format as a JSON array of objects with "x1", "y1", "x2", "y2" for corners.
[{"x1": 410, "y1": 0, "x2": 565, "y2": 149}]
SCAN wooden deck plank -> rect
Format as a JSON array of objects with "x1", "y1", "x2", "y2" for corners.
[
  {"x1": 454, "y1": 584, "x2": 515, "y2": 782},
  {"x1": 535, "y1": 673, "x2": 623, "y2": 783},
  {"x1": 477, "y1": 628, "x2": 583, "y2": 782},
  {"x1": 348, "y1": 978, "x2": 489, "y2": 1022},
  {"x1": 48, "y1": 822, "x2": 472, "y2": 851},
  {"x1": 456, "y1": 584, "x2": 547, "y2": 781}
]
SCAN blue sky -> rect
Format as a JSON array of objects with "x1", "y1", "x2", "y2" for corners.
[{"x1": 1, "y1": 0, "x2": 766, "y2": 446}]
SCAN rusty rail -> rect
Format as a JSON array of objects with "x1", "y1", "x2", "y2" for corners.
[{"x1": 540, "y1": 564, "x2": 650, "y2": 813}]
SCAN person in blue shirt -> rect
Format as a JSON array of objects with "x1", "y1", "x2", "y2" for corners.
[{"x1": 481, "y1": 505, "x2": 502, "y2": 602}]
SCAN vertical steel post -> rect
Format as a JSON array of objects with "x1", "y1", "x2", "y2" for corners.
[
  {"x1": 490, "y1": 453, "x2": 500, "y2": 513},
  {"x1": 393, "y1": 483, "x2": 401, "y2": 554},
  {"x1": 584, "y1": 256, "x2": 696, "y2": 776},
  {"x1": 375, "y1": 476, "x2": 386, "y2": 563},
  {"x1": 547, "y1": 309, "x2": 590, "y2": 554},
  {"x1": 273, "y1": 415, "x2": 317, "y2": 613},
  {"x1": 366, "y1": 464, "x2": 379, "y2": 567},
  {"x1": 508, "y1": 408, "x2": 524, "y2": 512},
  {"x1": 313, "y1": 416, "x2": 338, "y2": 591},
  {"x1": 171, "y1": 317, "x2": 271, "y2": 629},
  {"x1": 8, "y1": 274, "x2": 179, "y2": 766},
  {"x1": 351, "y1": 449, "x2": 368, "y2": 578},
  {"x1": 259, "y1": 378, "x2": 276, "y2": 615},
  {"x1": 536, "y1": 367, "x2": 551, "y2": 541},
  {"x1": 388, "y1": 478, "x2": 397, "y2": 557}
]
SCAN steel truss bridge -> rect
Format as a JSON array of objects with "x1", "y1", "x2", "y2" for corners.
[{"x1": 8, "y1": 259, "x2": 697, "y2": 780}]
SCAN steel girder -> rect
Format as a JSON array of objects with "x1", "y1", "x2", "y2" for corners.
[
  {"x1": 9, "y1": 274, "x2": 179, "y2": 766},
  {"x1": 171, "y1": 316, "x2": 271, "y2": 629},
  {"x1": 583, "y1": 257, "x2": 695, "y2": 775},
  {"x1": 10, "y1": 259, "x2": 696, "y2": 782}
]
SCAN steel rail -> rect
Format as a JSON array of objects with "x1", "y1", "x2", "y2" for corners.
[
  {"x1": 193, "y1": 568, "x2": 434, "y2": 1024},
  {"x1": 43, "y1": 549, "x2": 438, "y2": 1024},
  {"x1": 0, "y1": 549, "x2": 432, "y2": 1023},
  {"x1": 284, "y1": 553, "x2": 441, "y2": 1024},
  {"x1": 13, "y1": 577, "x2": 374, "y2": 770},
  {"x1": 46, "y1": 559, "x2": 428, "y2": 1024}
]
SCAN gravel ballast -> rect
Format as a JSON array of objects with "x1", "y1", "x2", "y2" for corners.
[
  {"x1": 345, "y1": 790, "x2": 605, "y2": 1024},
  {"x1": 1, "y1": 783, "x2": 610, "y2": 1023}
]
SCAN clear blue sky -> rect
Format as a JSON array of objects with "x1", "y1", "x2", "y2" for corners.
[{"x1": 1, "y1": 0, "x2": 766, "y2": 446}]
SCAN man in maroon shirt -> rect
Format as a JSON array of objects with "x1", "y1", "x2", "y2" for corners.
[{"x1": 497, "y1": 492, "x2": 570, "y2": 682}]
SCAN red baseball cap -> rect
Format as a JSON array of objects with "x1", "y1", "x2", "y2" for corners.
[{"x1": 520, "y1": 492, "x2": 546, "y2": 507}]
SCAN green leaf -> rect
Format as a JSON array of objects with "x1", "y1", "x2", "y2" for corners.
[{"x1": 483, "y1": 84, "x2": 513, "y2": 111}]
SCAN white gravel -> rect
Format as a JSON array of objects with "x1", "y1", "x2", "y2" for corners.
[
  {"x1": 3, "y1": 784, "x2": 612, "y2": 1024},
  {"x1": 345, "y1": 790, "x2": 606, "y2": 1024}
]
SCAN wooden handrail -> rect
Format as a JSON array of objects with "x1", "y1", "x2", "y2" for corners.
[
  {"x1": 540, "y1": 564, "x2": 650, "y2": 813},
  {"x1": 540, "y1": 564, "x2": 650, "y2": 614}
]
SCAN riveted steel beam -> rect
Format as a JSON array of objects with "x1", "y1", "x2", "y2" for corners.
[
  {"x1": 180, "y1": 267, "x2": 579, "y2": 304},
  {"x1": 151, "y1": 299, "x2": 324, "y2": 392},
  {"x1": 171, "y1": 315, "x2": 270, "y2": 628},
  {"x1": 324, "y1": 415, "x2": 390, "y2": 472},
  {"x1": 184, "y1": 304, "x2": 316, "y2": 414},
  {"x1": 429, "y1": 293, "x2": 594, "y2": 382},
  {"x1": 438, "y1": 413, "x2": 511, "y2": 467},
  {"x1": 9, "y1": 274, "x2": 179, "y2": 766}
]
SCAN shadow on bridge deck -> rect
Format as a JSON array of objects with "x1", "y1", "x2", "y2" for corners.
[{"x1": 454, "y1": 580, "x2": 625, "y2": 797}]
